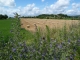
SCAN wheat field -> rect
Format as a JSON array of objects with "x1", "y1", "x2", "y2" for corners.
[{"x1": 21, "y1": 18, "x2": 79, "y2": 31}]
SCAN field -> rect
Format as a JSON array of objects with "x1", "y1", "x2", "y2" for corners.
[
  {"x1": 0, "y1": 18, "x2": 80, "y2": 60},
  {"x1": 21, "y1": 18, "x2": 79, "y2": 31},
  {"x1": 0, "y1": 19, "x2": 13, "y2": 42}
]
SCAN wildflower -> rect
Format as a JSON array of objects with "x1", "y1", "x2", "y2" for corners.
[
  {"x1": 41, "y1": 58, "x2": 44, "y2": 60},
  {"x1": 76, "y1": 39, "x2": 80, "y2": 46},
  {"x1": 73, "y1": 47, "x2": 76, "y2": 52},
  {"x1": 12, "y1": 47, "x2": 16, "y2": 52},
  {"x1": 68, "y1": 39, "x2": 71, "y2": 44},
  {"x1": 70, "y1": 55, "x2": 74, "y2": 60},
  {"x1": 32, "y1": 49, "x2": 36, "y2": 52},
  {"x1": 50, "y1": 43, "x2": 53, "y2": 48},
  {"x1": 23, "y1": 54, "x2": 27, "y2": 58},
  {"x1": 21, "y1": 47, "x2": 28, "y2": 53},
  {"x1": 22, "y1": 43, "x2": 28, "y2": 53},
  {"x1": 57, "y1": 43, "x2": 63, "y2": 49},
  {"x1": 53, "y1": 39, "x2": 56, "y2": 43},
  {"x1": 66, "y1": 57, "x2": 69, "y2": 60},
  {"x1": 10, "y1": 30, "x2": 13, "y2": 33},
  {"x1": 42, "y1": 51, "x2": 46, "y2": 57},
  {"x1": 61, "y1": 41, "x2": 65, "y2": 46},
  {"x1": 18, "y1": 42, "x2": 22, "y2": 46},
  {"x1": 22, "y1": 42, "x2": 26, "y2": 47},
  {"x1": 77, "y1": 39, "x2": 80, "y2": 43},
  {"x1": 19, "y1": 54, "x2": 22, "y2": 58},
  {"x1": 53, "y1": 57, "x2": 57, "y2": 60},
  {"x1": 40, "y1": 41, "x2": 43, "y2": 44},
  {"x1": 21, "y1": 48, "x2": 25, "y2": 53},
  {"x1": 9, "y1": 55, "x2": 13, "y2": 59}
]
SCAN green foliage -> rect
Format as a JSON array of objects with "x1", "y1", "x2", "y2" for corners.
[
  {"x1": 0, "y1": 14, "x2": 80, "y2": 60},
  {"x1": 21, "y1": 13, "x2": 80, "y2": 20},
  {"x1": 0, "y1": 14, "x2": 8, "y2": 19}
]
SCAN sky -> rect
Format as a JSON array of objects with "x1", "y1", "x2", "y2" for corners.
[{"x1": 0, "y1": 0, "x2": 80, "y2": 17}]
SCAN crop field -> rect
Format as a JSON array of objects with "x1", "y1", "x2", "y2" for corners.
[{"x1": 21, "y1": 18, "x2": 79, "y2": 31}]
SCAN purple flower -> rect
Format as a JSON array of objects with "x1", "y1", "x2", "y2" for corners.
[
  {"x1": 32, "y1": 49, "x2": 36, "y2": 52},
  {"x1": 18, "y1": 42, "x2": 22, "y2": 46},
  {"x1": 68, "y1": 39, "x2": 71, "y2": 44},
  {"x1": 12, "y1": 48, "x2": 16, "y2": 52},
  {"x1": 70, "y1": 55, "x2": 74, "y2": 60},
  {"x1": 57, "y1": 43, "x2": 63, "y2": 49},
  {"x1": 77, "y1": 39, "x2": 80, "y2": 42},
  {"x1": 42, "y1": 52, "x2": 46, "y2": 57},
  {"x1": 66, "y1": 57, "x2": 69, "y2": 60},
  {"x1": 53, "y1": 57, "x2": 57, "y2": 60},
  {"x1": 10, "y1": 30, "x2": 13, "y2": 33},
  {"x1": 9, "y1": 55, "x2": 13, "y2": 59},
  {"x1": 76, "y1": 39, "x2": 80, "y2": 46},
  {"x1": 19, "y1": 54, "x2": 22, "y2": 58}
]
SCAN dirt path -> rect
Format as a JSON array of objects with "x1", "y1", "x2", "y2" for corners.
[{"x1": 21, "y1": 18, "x2": 79, "y2": 31}]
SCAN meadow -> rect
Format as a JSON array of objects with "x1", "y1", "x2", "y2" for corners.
[
  {"x1": 0, "y1": 17, "x2": 80, "y2": 60},
  {"x1": 0, "y1": 18, "x2": 13, "y2": 42}
]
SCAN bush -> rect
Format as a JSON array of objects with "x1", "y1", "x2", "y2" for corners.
[{"x1": 0, "y1": 14, "x2": 8, "y2": 19}]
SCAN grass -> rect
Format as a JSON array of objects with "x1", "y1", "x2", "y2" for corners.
[
  {"x1": 0, "y1": 19, "x2": 11, "y2": 34},
  {"x1": 0, "y1": 18, "x2": 13, "y2": 42},
  {"x1": 0, "y1": 17, "x2": 80, "y2": 60},
  {"x1": 0, "y1": 18, "x2": 33, "y2": 42}
]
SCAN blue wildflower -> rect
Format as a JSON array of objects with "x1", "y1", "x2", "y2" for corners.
[
  {"x1": 9, "y1": 55, "x2": 13, "y2": 59},
  {"x1": 57, "y1": 43, "x2": 63, "y2": 49},
  {"x1": 12, "y1": 48, "x2": 16, "y2": 52}
]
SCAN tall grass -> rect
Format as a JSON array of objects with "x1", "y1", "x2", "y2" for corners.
[{"x1": 0, "y1": 14, "x2": 80, "y2": 60}]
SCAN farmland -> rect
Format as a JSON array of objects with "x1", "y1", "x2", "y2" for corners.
[
  {"x1": 21, "y1": 18, "x2": 79, "y2": 31},
  {"x1": 0, "y1": 17, "x2": 80, "y2": 60}
]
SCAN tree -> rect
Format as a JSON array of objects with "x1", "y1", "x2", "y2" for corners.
[
  {"x1": 0, "y1": 14, "x2": 3, "y2": 19},
  {"x1": 0, "y1": 14, "x2": 8, "y2": 19},
  {"x1": 4, "y1": 15, "x2": 8, "y2": 19}
]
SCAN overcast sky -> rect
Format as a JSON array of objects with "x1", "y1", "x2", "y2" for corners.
[{"x1": 0, "y1": 0, "x2": 80, "y2": 17}]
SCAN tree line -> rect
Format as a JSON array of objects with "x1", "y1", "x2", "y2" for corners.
[
  {"x1": 0, "y1": 14, "x2": 8, "y2": 19},
  {"x1": 36, "y1": 14, "x2": 80, "y2": 20},
  {"x1": 21, "y1": 14, "x2": 80, "y2": 20}
]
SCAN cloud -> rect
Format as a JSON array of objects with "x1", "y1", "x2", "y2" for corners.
[
  {"x1": 41, "y1": 0, "x2": 80, "y2": 15},
  {"x1": 65, "y1": 9, "x2": 80, "y2": 16},
  {"x1": 72, "y1": 3, "x2": 80, "y2": 9},
  {"x1": 65, "y1": 3, "x2": 80, "y2": 15},
  {"x1": 0, "y1": 0, "x2": 16, "y2": 7},
  {"x1": 0, "y1": 0, "x2": 70, "y2": 16},
  {"x1": 0, "y1": 3, "x2": 40, "y2": 17},
  {"x1": 41, "y1": 0, "x2": 70, "y2": 14},
  {"x1": 21, "y1": 3, "x2": 40, "y2": 16},
  {"x1": 41, "y1": 0, "x2": 45, "y2": 2},
  {"x1": 0, "y1": 0, "x2": 80, "y2": 17}
]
